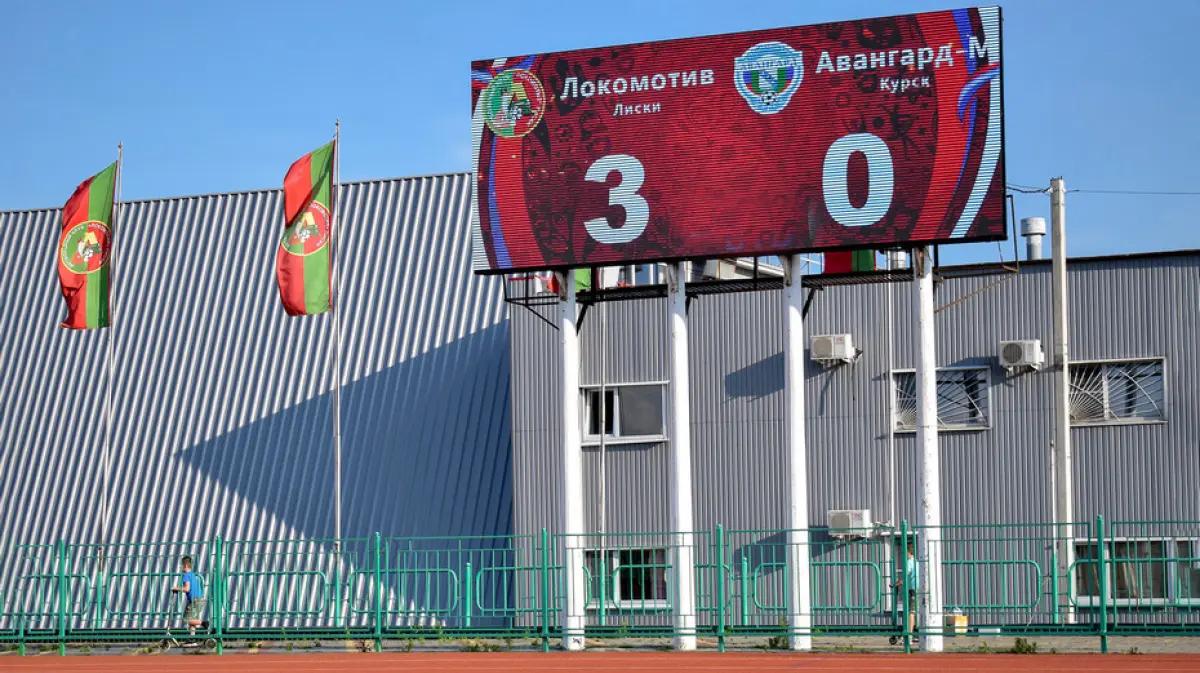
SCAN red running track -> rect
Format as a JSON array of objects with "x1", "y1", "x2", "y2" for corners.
[{"x1": 1, "y1": 653, "x2": 1199, "y2": 672}]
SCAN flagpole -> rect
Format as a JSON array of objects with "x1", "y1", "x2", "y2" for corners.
[
  {"x1": 102, "y1": 142, "x2": 122, "y2": 559},
  {"x1": 331, "y1": 121, "x2": 343, "y2": 545}
]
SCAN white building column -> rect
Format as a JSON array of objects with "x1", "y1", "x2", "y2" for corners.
[
  {"x1": 913, "y1": 247, "x2": 944, "y2": 652},
  {"x1": 667, "y1": 262, "x2": 697, "y2": 651},
  {"x1": 782, "y1": 255, "x2": 813, "y2": 650},
  {"x1": 1050, "y1": 178, "x2": 1077, "y2": 622},
  {"x1": 557, "y1": 271, "x2": 586, "y2": 651}
]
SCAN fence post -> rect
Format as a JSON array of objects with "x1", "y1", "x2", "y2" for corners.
[
  {"x1": 334, "y1": 540, "x2": 343, "y2": 631},
  {"x1": 540, "y1": 528, "x2": 550, "y2": 653},
  {"x1": 465, "y1": 561, "x2": 473, "y2": 629},
  {"x1": 900, "y1": 520, "x2": 911, "y2": 655},
  {"x1": 57, "y1": 540, "x2": 67, "y2": 656},
  {"x1": 715, "y1": 525, "x2": 726, "y2": 653},
  {"x1": 1050, "y1": 549, "x2": 1060, "y2": 625},
  {"x1": 214, "y1": 535, "x2": 224, "y2": 655},
  {"x1": 1096, "y1": 515, "x2": 1108, "y2": 654},
  {"x1": 739, "y1": 556, "x2": 749, "y2": 627},
  {"x1": 373, "y1": 532, "x2": 383, "y2": 653},
  {"x1": 597, "y1": 552, "x2": 606, "y2": 628}
]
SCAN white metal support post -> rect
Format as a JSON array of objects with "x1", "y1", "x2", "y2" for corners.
[
  {"x1": 667, "y1": 262, "x2": 697, "y2": 651},
  {"x1": 1050, "y1": 177, "x2": 1076, "y2": 621},
  {"x1": 557, "y1": 271, "x2": 586, "y2": 651},
  {"x1": 782, "y1": 255, "x2": 813, "y2": 651},
  {"x1": 101, "y1": 143, "x2": 123, "y2": 557},
  {"x1": 913, "y1": 247, "x2": 944, "y2": 652},
  {"x1": 331, "y1": 121, "x2": 343, "y2": 546}
]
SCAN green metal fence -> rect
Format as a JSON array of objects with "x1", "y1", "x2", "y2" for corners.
[{"x1": 0, "y1": 517, "x2": 1196, "y2": 655}]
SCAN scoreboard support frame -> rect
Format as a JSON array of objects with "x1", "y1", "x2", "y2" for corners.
[
  {"x1": 913, "y1": 247, "x2": 946, "y2": 653},
  {"x1": 556, "y1": 271, "x2": 587, "y2": 651},
  {"x1": 782, "y1": 255, "x2": 814, "y2": 650},
  {"x1": 667, "y1": 261, "x2": 698, "y2": 651}
]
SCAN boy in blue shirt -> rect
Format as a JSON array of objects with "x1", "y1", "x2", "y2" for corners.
[
  {"x1": 898, "y1": 544, "x2": 920, "y2": 644},
  {"x1": 172, "y1": 555, "x2": 208, "y2": 646}
]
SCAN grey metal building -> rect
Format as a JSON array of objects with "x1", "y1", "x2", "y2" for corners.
[
  {"x1": 2, "y1": 169, "x2": 1197, "y2": 632},
  {"x1": 510, "y1": 251, "x2": 1199, "y2": 535},
  {"x1": 0, "y1": 173, "x2": 512, "y2": 552}
]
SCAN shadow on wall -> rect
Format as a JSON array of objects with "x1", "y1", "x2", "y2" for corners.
[
  {"x1": 733, "y1": 529, "x2": 845, "y2": 573},
  {"x1": 724, "y1": 352, "x2": 784, "y2": 400},
  {"x1": 181, "y1": 323, "x2": 513, "y2": 541},
  {"x1": 724, "y1": 351, "x2": 841, "y2": 415}
]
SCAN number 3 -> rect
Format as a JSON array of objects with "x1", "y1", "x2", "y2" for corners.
[{"x1": 584, "y1": 155, "x2": 650, "y2": 244}]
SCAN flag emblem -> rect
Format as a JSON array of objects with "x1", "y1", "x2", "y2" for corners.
[
  {"x1": 280, "y1": 202, "x2": 330, "y2": 257},
  {"x1": 734, "y1": 41, "x2": 804, "y2": 115},
  {"x1": 60, "y1": 221, "x2": 112, "y2": 274},
  {"x1": 482, "y1": 68, "x2": 546, "y2": 138}
]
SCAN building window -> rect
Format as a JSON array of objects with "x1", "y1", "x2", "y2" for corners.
[
  {"x1": 1070, "y1": 359, "x2": 1165, "y2": 425},
  {"x1": 892, "y1": 368, "x2": 990, "y2": 432},
  {"x1": 584, "y1": 548, "x2": 669, "y2": 608},
  {"x1": 582, "y1": 384, "x2": 665, "y2": 442},
  {"x1": 1074, "y1": 540, "x2": 1200, "y2": 606},
  {"x1": 1176, "y1": 541, "x2": 1200, "y2": 601}
]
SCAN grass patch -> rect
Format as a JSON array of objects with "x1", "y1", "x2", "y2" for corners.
[
  {"x1": 1009, "y1": 638, "x2": 1038, "y2": 654},
  {"x1": 461, "y1": 639, "x2": 503, "y2": 652}
]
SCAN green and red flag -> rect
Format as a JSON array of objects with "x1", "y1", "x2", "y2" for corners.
[
  {"x1": 58, "y1": 162, "x2": 118, "y2": 329},
  {"x1": 277, "y1": 141, "x2": 335, "y2": 316},
  {"x1": 824, "y1": 250, "x2": 876, "y2": 274}
]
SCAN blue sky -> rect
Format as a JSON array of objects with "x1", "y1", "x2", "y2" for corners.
[{"x1": 3, "y1": 0, "x2": 1198, "y2": 265}]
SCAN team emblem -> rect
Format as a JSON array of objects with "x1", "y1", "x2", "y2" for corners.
[
  {"x1": 481, "y1": 68, "x2": 546, "y2": 138},
  {"x1": 60, "y1": 221, "x2": 112, "y2": 274},
  {"x1": 734, "y1": 41, "x2": 804, "y2": 115},
  {"x1": 281, "y1": 201, "x2": 331, "y2": 256}
]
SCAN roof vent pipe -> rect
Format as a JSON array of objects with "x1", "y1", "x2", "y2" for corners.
[{"x1": 1021, "y1": 217, "x2": 1047, "y2": 260}]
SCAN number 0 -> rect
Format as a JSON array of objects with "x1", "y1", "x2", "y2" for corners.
[
  {"x1": 822, "y1": 133, "x2": 895, "y2": 228},
  {"x1": 585, "y1": 155, "x2": 650, "y2": 244}
]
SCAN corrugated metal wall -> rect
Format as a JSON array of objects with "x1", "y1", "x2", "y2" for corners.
[
  {"x1": 511, "y1": 253, "x2": 1200, "y2": 537},
  {"x1": 0, "y1": 173, "x2": 512, "y2": 556}
]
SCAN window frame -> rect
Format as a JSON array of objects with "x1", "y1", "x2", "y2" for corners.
[
  {"x1": 1072, "y1": 537, "x2": 1200, "y2": 608},
  {"x1": 890, "y1": 366, "x2": 993, "y2": 433},
  {"x1": 580, "y1": 381, "x2": 668, "y2": 446},
  {"x1": 1069, "y1": 357, "x2": 1168, "y2": 427},
  {"x1": 583, "y1": 548, "x2": 672, "y2": 611}
]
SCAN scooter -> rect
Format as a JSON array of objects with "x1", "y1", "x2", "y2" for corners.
[{"x1": 156, "y1": 612, "x2": 217, "y2": 653}]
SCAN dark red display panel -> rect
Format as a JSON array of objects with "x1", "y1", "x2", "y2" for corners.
[{"x1": 471, "y1": 7, "x2": 1004, "y2": 273}]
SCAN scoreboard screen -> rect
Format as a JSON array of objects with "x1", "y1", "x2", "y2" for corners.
[{"x1": 471, "y1": 7, "x2": 1005, "y2": 273}]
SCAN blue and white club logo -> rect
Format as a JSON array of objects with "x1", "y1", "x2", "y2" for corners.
[{"x1": 734, "y1": 41, "x2": 804, "y2": 115}]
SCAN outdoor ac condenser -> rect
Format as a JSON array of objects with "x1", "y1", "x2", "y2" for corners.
[
  {"x1": 827, "y1": 509, "x2": 872, "y2": 539},
  {"x1": 811, "y1": 334, "x2": 856, "y2": 364},
  {"x1": 999, "y1": 339, "x2": 1044, "y2": 372}
]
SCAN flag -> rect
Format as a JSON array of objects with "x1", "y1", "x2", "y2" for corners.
[
  {"x1": 824, "y1": 250, "x2": 876, "y2": 274},
  {"x1": 545, "y1": 268, "x2": 593, "y2": 294},
  {"x1": 277, "y1": 141, "x2": 335, "y2": 316},
  {"x1": 58, "y1": 162, "x2": 118, "y2": 329}
]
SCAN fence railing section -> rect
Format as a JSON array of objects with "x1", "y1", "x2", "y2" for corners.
[{"x1": 0, "y1": 517, "x2": 1196, "y2": 654}]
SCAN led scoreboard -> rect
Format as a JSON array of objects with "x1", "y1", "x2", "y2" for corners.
[{"x1": 470, "y1": 7, "x2": 1004, "y2": 273}]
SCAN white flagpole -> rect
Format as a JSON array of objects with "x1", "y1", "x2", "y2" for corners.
[
  {"x1": 102, "y1": 142, "x2": 122, "y2": 557},
  {"x1": 331, "y1": 121, "x2": 343, "y2": 544}
]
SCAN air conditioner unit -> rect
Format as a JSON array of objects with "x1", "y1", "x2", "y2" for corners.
[
  {"x1": 811, "y1": 334, "x2": 857, "y2": 364},
  {"x1": 999, "y1": 339, "x2": 1044, "y2": 372},
  {"x1": 828, "y1": 509, "x2": 872, "y2": 539}
]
